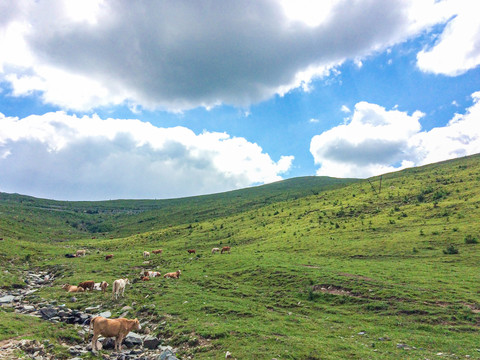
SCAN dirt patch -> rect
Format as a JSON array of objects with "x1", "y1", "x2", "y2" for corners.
[
  {"x1": 312, "y1": 284, "x2": 355, "y2": 296},
  {"x1": 338, "y1": 273, "x2": 374, "y2": 282}
]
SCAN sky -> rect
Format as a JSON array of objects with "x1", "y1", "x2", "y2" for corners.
[{"x1": 0, "y1": 0, "x2": 480, "y2": 201}]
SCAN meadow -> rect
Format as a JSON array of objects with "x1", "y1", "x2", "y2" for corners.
[{"x1": 1, "y1": 154, "x2": 479, "y2": 359}]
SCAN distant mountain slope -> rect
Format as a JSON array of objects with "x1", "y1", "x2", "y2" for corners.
[{"x1": 0, "y1": 176, "x2": 358, "y2": 240}]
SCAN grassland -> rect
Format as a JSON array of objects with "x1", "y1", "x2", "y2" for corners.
[{"x1": 1, "y1": 154, "x2": 480, "y2": 359}]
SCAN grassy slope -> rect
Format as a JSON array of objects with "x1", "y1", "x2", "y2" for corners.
[{"x1": 1, "y1": 155, "x2": 480, "y2": 359}]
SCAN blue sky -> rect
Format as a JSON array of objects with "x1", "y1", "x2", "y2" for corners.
[{"x1": 1, "y1": 0, "x2": 480, "y2": 200}]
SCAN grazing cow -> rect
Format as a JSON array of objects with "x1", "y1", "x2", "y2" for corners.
[
  {"x1": 221, "y1": 246, "x2": 231, "y2": 254},
  {"x1": 90, "y1": 316, "x2": 141, "y2": 352},
  {"x1": 164, "y1": 270, "x2": 181, "y2": 279},
  {"x1": 152, "y1": 249, "x2": 163, "y2": 255},
  {"x1": 187, "y1": 249, "x2": 196, "y2": 254},
  {"x1": 93, "y1": 281, "x2": 109, "y2": 293},
  {"x1": 112, "y1": 278, "x2": 129, "y2": 300},
  {"x1": 144, "y1": 271, "x2": 161, "y2": 278},
  {"x1": 78, "y1": 280, "x2": 95, "y2": 291},
  {"x1": 211, "y1": 247, "x2": 220, "y2": 254},
  {"x1": 105, "y1": 254, "x2": 114, "y2": 260},
  {"x1": 141, "y1": 276, "x2": 150, "y2": 281},
  {"x1": 62, "y1": 284, "x2": 85, "y2": 293},
  {"x1": 143, "y1": 251, "x2": 150, "y2": 259},
  {"x1": 76, "y1": 249, "x2": 86, "y2": 257}
]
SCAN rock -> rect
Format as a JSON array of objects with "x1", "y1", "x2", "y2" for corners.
[
  {"x1": 124, "y1": 332, "x2": 143, "y2": 348},
  {"x1": 39, "y1": 307, "x2": 58, "y2": 320},
  {"x1": 0, "y1": 295, "x2": 15, "y2": 303},
  {"x1": 70, "y1": 296, "x2": 77, "y2": 302},
  {"x1": 100, "y1": 337, "x2": 115, "y2": 350},
  {"x1": 22, "y1": 305, "x2": 35, "y2": 312},
  {"x1": 158, "y1": 349, "x2": 179, "y2": 360},
  {"x1": 98, "y1": 310, "x2": 111, "y2": 318},
  {"x1": 85, "y1": 305, "x2": 101, "y2": 313},
  {"x1": 143, "y1": 335, "x2": 160, "y2": 349}
]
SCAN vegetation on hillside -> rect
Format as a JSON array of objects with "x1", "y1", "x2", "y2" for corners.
[{"x1": 1, "y1": 154, "x2": 479, "y2": 359}]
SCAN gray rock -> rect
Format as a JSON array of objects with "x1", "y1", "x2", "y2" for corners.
[
  {"x1": 99, "y1": 337, "x2": 115, "y2": 350},
  {"x1": 39, "y1": 307, "x2": 58, "y2": 320},
  {"x1": 124, "y1": 332, "x2": 143, "y2": 348},
  {"x1": 85, "y1": 305, "x2": 101, "y2": 313},
  {"x1": 143, "y1": 335, "x2": 160, "y2": 349},
  {"x1": 23, "y1": 305, "x2": 35, "y2": 311},
  {"x1": 0, "y1": 295, "x2": 15, "y2": 303},
  {"x1": 158, "y1": 349, "x2": 179, "y2": 360},
  {"x1": 98, "y1": 310, "x2": 111, "y2": 318}
]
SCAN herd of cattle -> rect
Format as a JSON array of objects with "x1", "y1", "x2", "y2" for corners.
[{"x1": 61, "y1": 245, "x2": 232, "y2": 351}]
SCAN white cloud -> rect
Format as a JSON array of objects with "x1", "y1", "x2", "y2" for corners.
[
  {"x1": 0, "y1": 112, "x2": 293, "y2": 200},
  {"x1": 340, "y1": 105, "x2": 351, "y2": 113},
  {"x1": 0, "y1": 0, "x2": 462, "y2": 112},
  {"x1": 310, "y1": 92, "x2": 480, "y2": 178},
  {"x1": 416, "y1": 0, "x2": 480, "y2": 76}
]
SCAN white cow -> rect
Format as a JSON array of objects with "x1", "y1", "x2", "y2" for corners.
[
  {"x1": 112, "y1": 278, "x2": 129, "y2": 300},
  {"x1": 143, "y1": 251, "x2": 150, "y2": 259}
]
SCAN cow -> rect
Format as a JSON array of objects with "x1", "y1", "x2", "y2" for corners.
[
  {"x1": 221, "y1": 246, "x2": 231, "y2": 254},
  {"x1": 144, "y1": 271, "x2": 161, "y2": 278},
  {"x1": 93, "y1": 281, "x2": 109, "y2": 293},
  {"x1": 89, "y1": 316, "x2": 141, "y2": 352},
  {"x1": 76, "y1": 249, "x2": 86, "y2": 257},
  {"x1": 143, "y1": 251, "x2": 150, "y2": 259},
  {"x1": 152, "y1": 249, "x2": 163, "y2": 255},
  {"x1": 112, "y1": 278, "x2": 129, "y2": 300},
  {"x1": 105, "y1": 254, "x2": 114, "y2": 260},
  {"x1": 62, "y1": 284, "x2": 85, "y2": 293},
  {"x1": 164, "y1": 270, "x2": 181, "y2": 279},
  {"x1": 187, "y1": 249, "x2": 196, "y2": 254},
  {"x1": 211, "y1": 247, "x2": 220, "y2": 254},
  {"x1": 78, "y1": 280, "x2": 95, "y2": 291},
  {"x1": 100, "y1": 281, "x2": 108, "y2": 293}
]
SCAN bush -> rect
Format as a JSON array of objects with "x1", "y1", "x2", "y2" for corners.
[
  {"x1": 464, "y1": 235, "x2": 478, "y2": 244},
  {"x1": 443, "y1": 245, "x2": 459, "y2": 255}
]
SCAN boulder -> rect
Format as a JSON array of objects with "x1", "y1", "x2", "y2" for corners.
[
  {"x1": 143, "y1": 335, "x2": 161, "y2": 349},
  {"x1": 39, "y1": 307, "x2": 58, "y2": 320},
  {"x1": 158, "y1": 348, "x2": 179, "y2": 360},
  {"x1": 0, "y1": 295, "x2": 15, "y2": 303},
  {"x1": 123, "y1": 332, "x2": 143, "y2": 348}
]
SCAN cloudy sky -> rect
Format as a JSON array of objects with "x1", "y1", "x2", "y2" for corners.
[{"x1": 1, "y1": 0, "x2": 479, "y2": 200}]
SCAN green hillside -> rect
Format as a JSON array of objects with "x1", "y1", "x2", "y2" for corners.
[{"x1": 1, "y1": 154, "x2": 480, "y2": 359}]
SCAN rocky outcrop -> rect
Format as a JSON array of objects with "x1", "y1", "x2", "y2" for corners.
[{"x1": 0, "y1": 270, "x2": 180, "y2": 359}]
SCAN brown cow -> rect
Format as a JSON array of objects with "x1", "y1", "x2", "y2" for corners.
[
  {"x1": 152, "y1": 249, "x2": 163, "y2": 255},
  {"x1": 76, "y1": 249, "x2": 86, "y2": 257},
  {"x1": 164, "y1": 270, "x2": 181, "y2": 279},
  {"x1": 78, "y1": 280, "x2": 95, "y2": 291},
  {"x1": 187, "y1": 249, "x2": 196, "y2": 254},
  {"x1": 105, "y1": 254, "x2": 114, "y2": 260},
  {"x1": 221, "y1": 246, "x2": 231, "y2": 254},
  {"x1": 90, "y1": 316, "x2": 141, "y2": 351},
  {"x1": 100, "y1": 281, "x2": 108, "y2": 293},
  {"x1": 62, "y1": 284, "x2": 85, "y2": 293},
  {"x1": 144, "y1": 271, "x2": 161, "y2": 278}
]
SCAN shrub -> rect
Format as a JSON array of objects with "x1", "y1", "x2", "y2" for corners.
[
  {"x1": 443, "y1": 245, "x2": 459, "y2": 255},
  {"x1": 464, "y1": 235, "x2": 478, "y2": 244}
]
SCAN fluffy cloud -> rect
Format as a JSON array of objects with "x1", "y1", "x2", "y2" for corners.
[
  {"x1": 416, "y1": 0, "x2": 480, "y2": 76},
  {"x1": 0, "y1": 112, "x2": 293, "y2": 200},
  {"x1": 310, "y1": 91, "x2": 480, "y2": 178},
  {"x1": 0, "y1": 0, "x2": 459, "y2": 112}
]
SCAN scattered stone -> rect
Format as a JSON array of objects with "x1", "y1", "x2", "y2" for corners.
[
  {"x1": 159, "y1": 349, "x2": 179, "y2": 360},
  {"x1": 0, "y1": 295, "x2": 15, "y2": 303},
  {"x1": 39, "y1": 307, "x2": 58, "y2": 320},
  {"x1": 98, "y1": 310, "x2": 112, "y2": 318},
  {"x1": 144, "y1": 335, "x2": 161, "y2": 349},
  {"x1": 124, "y1": 332, "x2": 143, "y2": 348}
]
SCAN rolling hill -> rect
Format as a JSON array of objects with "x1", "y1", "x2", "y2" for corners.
[{"x1": 1, "y1": 154, "x2": 479, "y2": 359}]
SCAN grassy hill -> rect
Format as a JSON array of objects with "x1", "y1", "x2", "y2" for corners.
[{"x1": 1, "y1": 154, "x2": 480, "y2": 359}]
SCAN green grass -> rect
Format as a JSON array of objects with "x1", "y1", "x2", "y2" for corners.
[{"x1": 1, "y1": 154, "x2": 480, "y2": 358}]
